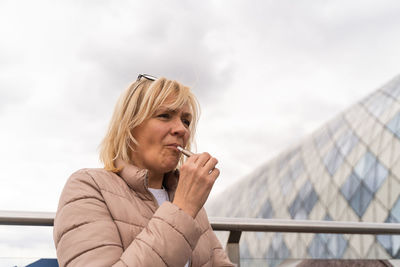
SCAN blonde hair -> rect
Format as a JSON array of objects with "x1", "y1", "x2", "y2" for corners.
[{"x1": 99, "y1": 77, "x2": 200, "y2": 172}]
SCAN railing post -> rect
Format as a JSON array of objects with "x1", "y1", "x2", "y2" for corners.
[{"x1": 225, "y1": 230, "x2": 242, "y2": 267}]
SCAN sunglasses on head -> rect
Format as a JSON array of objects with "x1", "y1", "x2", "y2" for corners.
[
  {"x1": 137, "y1": 74, "x2": 157, "y2": 81},
  {"x1": 124, "y1": 74, "x2": 157, "y2": 105}
]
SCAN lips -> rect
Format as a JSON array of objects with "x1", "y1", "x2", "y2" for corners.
[
  {"x1": 167, "y1": 143, "x2": 182, "y2": 148},
  {"x1": 166, "y1": 143, "x2": 183, "y2": 152}
]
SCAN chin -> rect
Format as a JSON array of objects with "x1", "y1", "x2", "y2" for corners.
[{"x1": 162, "y1": 159, "x2": 179, "y2": 172}]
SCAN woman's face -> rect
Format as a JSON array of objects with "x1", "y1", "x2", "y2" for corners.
[{"x1": 130, "y1": 96, "x2": 192, "y2": 174}]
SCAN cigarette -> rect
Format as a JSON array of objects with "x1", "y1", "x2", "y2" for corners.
[{"x1": 177, "y1": 146, "x2": 194, "y2": 157}]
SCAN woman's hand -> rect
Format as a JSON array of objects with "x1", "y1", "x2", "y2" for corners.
[{"x1": 172, "y1": 152, "x2": 220, "y2": 218}]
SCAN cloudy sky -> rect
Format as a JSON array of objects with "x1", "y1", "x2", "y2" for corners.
[{"x1": 1, "y1": 0, "x2": 400, "y2": 260}]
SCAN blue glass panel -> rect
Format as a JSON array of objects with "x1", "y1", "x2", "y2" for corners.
[
  {"x1": 376, "y1": 162, "x2": 389, "y2": 182},
  {"x1": 267, "y1": 234, "x2": 291, "y2": 267},
  {"x1": 280, "y1": 171, "x2": 293, "y2": 196},
  {"x1": 319, "y1": 233, "x2": 330, "y2": 242},
  {"x1": 281, "y1": 180, "x2": 293, "y2": 196},
  {"x1": 349, "y1": 184, "x2": 373, "y2": 217},
  {"x1": 277, "y1": 240, "x2": 290, "y2": 259},
  {"x1": 393, "y1": 236, "x2": 400, "y2": 258},
  {"x1": 387, "y1": 112, "x2": 400, "y2": 135},
  {"x1": 364, "y1": 161, "x2": 388, "y2": 193},
  {"x1": 341, "y1": 173, "x2": 361, "y2": 201},
  {"x1": 308, "y1": 235, "x2": 325, "y2": 258},
  {"x1": 354, "y1": 157, "x2": 366, "y2": 178},
  {"x1": 309, "y1": 235, "x2": 324, "y2": 257},
  {"x1": 324, "y1": 214, "x2": 333, "y2": 221},
  {"x1": 308, "y1": 234, "x2": 331, "y2": 258},
  {"x1": 294, "y1": 208, "x2": 308, "y2": 220},
  {"x1": 258, "y1": 199, "x2": 274, "y2": 219},
  {"x1": 392, "y1": 196, "x2": 400, "y2": 222},
  {"x1": 267, "y1": 244, "x2": 275, "y2": 259},
  {"x1": 387, "y1": 214, "x2": 399, "y2": 223},
  {"x1": 271, "y1": 233, "x2": 283, "y2": 250},
  {"x1": 378, "y1": 196, "x2": 400, "y2": 257},
  {"x1": 304, "y1": 189, "x2": 318, "y2": 215},
  {"x1": 377, "y1": 235, "x2": 392, "y2": 253},
  {"x1": 363, "y1": 92, "x2": 394, "y2": 118},
  {"x1": 337, "y1": 130, "x2": 359, "y2": 156},
  {"x1": 354, "y1": 152, "x2": 376, "y2": 179},
  {"x1": 378, "y1": 223, "x2": 400, "y2": 257},
  {"x1": 327, "y1": 234, "x2": 347, "y2": 258},
  {"x1": 298, "y1": 181, "x2": 313, "y2": 201},
  {"x1": 289, "y1": 199, "x2": 302, "y2": 219},
  {"x1": 363, "y1": 170, "x2": 376, "y2": 191},
  {"x1": 324, "y1": 146, "x2": 344, "y2": 176},
  {"x1": 239, "y1": 239, "x2": 252, "y2": 258},
  {"x1": 337, "y1": 235, "x2": 348, "y2": 258},
  {"x1": 289, "y1": 181, "x2": 318, "y2": 219}
]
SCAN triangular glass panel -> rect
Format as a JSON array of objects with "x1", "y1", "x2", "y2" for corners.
[
  {"x1": 391, "y1": 196, "x2": 400, "y2": 222},
  {"x1": 363, "y1": 162, "x2": 388, "y2": 193},
  {"x1": 377, "y1": 235, "x2": 392, "y2": 255},
  {"x1": 392, "y1": 236, "x2": 400, "y2": 258},
  {"x1": 354, "y1": 152, "x2": 376, "y2": 179},
  {"x1": 341, "y1": 173, "x2": 362, "y2": 201},
  {"x1": 386, "y1": 111, "x2": 400, "y2": 135},
  {"x1": 304, "y1": 189, "x2": 318, "y2": 215},
  {"x1": 327, "y1": 234, "x2": 348, "y2": 258},
  {"x1": 308, "y1": 234, "x2": 328, "y2": 258},
  {"x1": 349, "y1": 184, "x2": 373, "y2": 217}
]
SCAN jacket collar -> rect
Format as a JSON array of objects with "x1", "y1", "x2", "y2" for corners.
[{"x1": 115, "y1": 158, "x2": 179, "y2": 201}]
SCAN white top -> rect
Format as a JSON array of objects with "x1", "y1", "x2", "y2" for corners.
[
  {"x1": 148, "y1": 187, "x2": 190, "y2": 267},
  {"x1": 148, "y1": 187, "x2": 170, "y2": 206}
]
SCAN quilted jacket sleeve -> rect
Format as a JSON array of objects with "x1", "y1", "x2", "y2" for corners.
[
  {"x1": 53, "y1": 170, "x2": 203, "y2": 267},
  {"x1": 209, "y1": 230, "x2": 235, "y2": 267}
]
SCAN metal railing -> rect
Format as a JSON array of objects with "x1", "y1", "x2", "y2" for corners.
[
  {"x1": 0, "y1": 210, "x2": 55, "y2": 226},
  {"x1": 2, "y1": 210, "x2": 400, "y2": 266}
]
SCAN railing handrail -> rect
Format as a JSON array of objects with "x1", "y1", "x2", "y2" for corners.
[
  {"x1": 210, "y1": 217, "x2": 400, "y2": 235},
  {"x1": 1, "y1": 210, "x2": 400, "y2": 235},
  {"x1": 0, "y1": 210, "x2": 55, "y2": 226}
]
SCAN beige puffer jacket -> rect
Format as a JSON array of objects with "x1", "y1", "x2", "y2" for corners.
[{"x1": 53, "y1": 161, "x2": 233, "y2": 267}]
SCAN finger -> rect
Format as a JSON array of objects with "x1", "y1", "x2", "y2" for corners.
[
  {"x1": 185, "y1": 152, "x2": 200, "y2": 164},
  {"x1": 195, "y1": 152, "x2": 212, "y2": 167},
  {"x1": 204, "y1": 156, "x2": 218, "y2": 171},
  {"x1": 209, "y1": 167, "x2": 220, "y2": 181}
]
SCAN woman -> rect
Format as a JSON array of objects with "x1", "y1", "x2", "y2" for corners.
[{"x1": 53, "y1": 74, "x2": 233, "y2": 267}]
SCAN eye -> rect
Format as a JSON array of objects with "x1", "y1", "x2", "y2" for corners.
[
  {"x1": 157, "y1": 113, "x2": 170, "y2": 119},
  {"x1": 182, "y1": 118, "x2": 191, "y2": 127}
]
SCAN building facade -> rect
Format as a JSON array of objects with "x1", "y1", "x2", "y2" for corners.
[{"x1": 207, "y1": 75, "x2": 400, "y2": 265}]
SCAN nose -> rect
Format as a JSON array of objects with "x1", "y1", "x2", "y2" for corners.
[{"x1": 171, "y1": 117, "x2": 189, "y2": 137}]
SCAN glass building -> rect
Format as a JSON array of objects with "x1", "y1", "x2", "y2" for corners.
[{"x1": 207, "y1": 75, "x2": 400, "y2": 265}]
